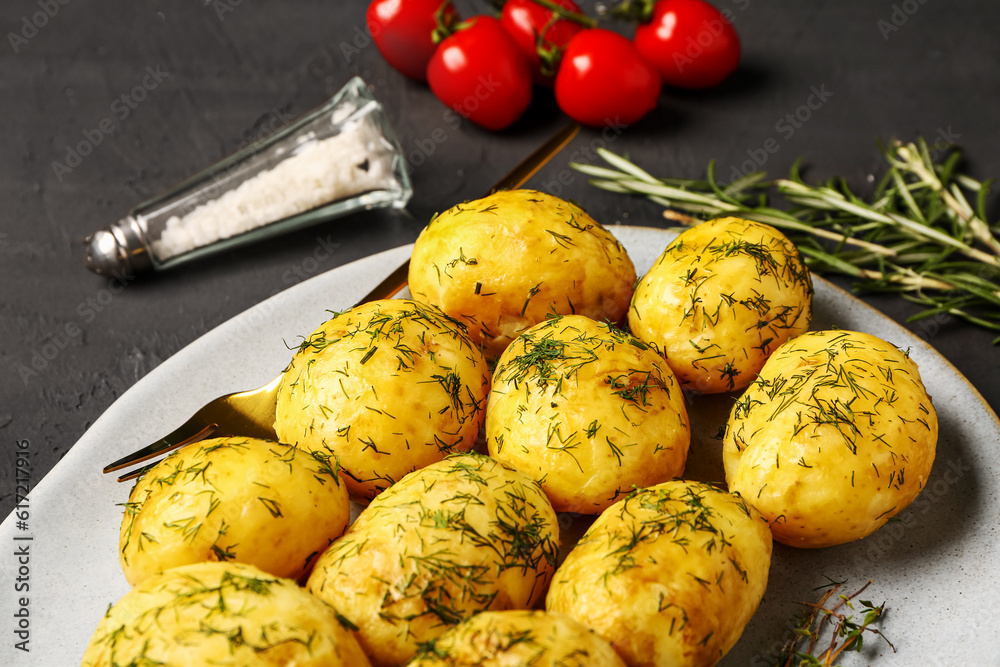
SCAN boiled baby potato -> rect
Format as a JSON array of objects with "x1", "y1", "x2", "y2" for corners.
[
  {"x1": 408, "y1": 189, "x2": 637, "y2": 359},
  {"x1": 546, "y1": 480, "x2": 772, "y2": 667},
  {"x1": 723, "y1": 329, "x2": 938, "y2": 548},
  {"x1": 82, "y1": 561, "x2": 370, "y2": 667},
  {"x1": 406, "y1": 610, "x2": 627, "y2": 667},
  {"x1": 487, "y1": 314, "x2": 689, "y2": 513},
  {"x1": 119, "y1": 436, "x2": 350, "y2": 586},
  {"x1": 274, "y1": 299, "x2": 490, "y2": 501},
  {"x1": 306, "y1": 453, "x2": 560, "y2": 667},
  {"x1": 629, "y1": 216, "x2": 813, "y2": 394}
]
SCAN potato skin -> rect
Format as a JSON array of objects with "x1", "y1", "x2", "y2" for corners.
[
  {"x1": 406, "y1": 610, "x2": 627, "y2": 667},
  {"x1": 82, "y1": 561, "x2": 371, "y2": 667},
  {"x1": 119, "y1": 436, "x2": 350, "y2": 586},
  {"x1": 629, "y1": 217, "x2": 813, "y2": 394},
  {"x1": 487, "y1": 314, "x2": 690, "y2": 513},
  {"x1": 723, "y1": 329, "x2": 939, "y2": 548},
  {"x1": 306, "y1": 453, "x2": 560, "y2": 667},
  {"x1": 546, "y1": 481, "x2": 772, "y2": 667},
  {"x1": 408, "y1": 189, "x2": 637, "y2": 360},
  {"x1": 274, "y1": 299, "x2": 490, "y2": 501}
]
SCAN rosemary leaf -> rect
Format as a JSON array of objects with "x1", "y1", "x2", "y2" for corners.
[{"x1": 579, "y1": 141, "x2": 1000, "y2": 343}]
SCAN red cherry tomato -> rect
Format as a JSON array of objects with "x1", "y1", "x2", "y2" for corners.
[
  {"x1": 634, "y1": 0, "x2": 740, "y2": 89},
  {"x1": 427, "y1": 16, "x2": 533, "y2": 131},
  {"x1": 366, "y1": 0, "x2": 458, "y2": 82},
  {"x1": 500, "y1": 0, "x2": 586, "y2": 86},
  {"x1": 554, "y1": 28, "x2": 661, "y2": 127}
]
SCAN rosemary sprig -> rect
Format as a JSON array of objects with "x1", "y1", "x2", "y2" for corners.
[
  {"x1": 573, "y1": 140, "x2": 1000, "y2": 342},
  {"x1": 776, "y1": 579, "x2": 895, "y2": 666}
]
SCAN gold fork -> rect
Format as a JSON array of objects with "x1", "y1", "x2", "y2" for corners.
[{"x1": 103, "y1": 122, "x2": 581, "y2": 482}]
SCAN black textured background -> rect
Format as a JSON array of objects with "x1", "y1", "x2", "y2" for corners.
[{"x1": 1, "y1": 0, "x2": 998, "y2": 521}]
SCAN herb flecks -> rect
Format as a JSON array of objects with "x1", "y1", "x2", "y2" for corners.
[
  {"x1": 312, "y1": 454, "x2": 558, "y2": 635},
  {"x1": 276, "y1": 299, "x2": 489, "y2": 500}
]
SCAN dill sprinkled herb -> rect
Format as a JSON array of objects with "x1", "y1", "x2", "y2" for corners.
[
  {"x1": 723, "y1": 329, "x2": 936, "y2": 550},
  {"x1": 407, "y1": 189, "x2": 637, "y2": 361},
  {"x1": 275, "y1": 299, "x2": 490, "y2": 501},
  {"x1": 629, "y1": 213, "x2": 814, "y2": 396},
  {"x1": 117, "y1": 436, "x2": 352, "y2": 587},
  {"x1": 305, "y1": 453, "x2": 560, "y2": 666},
  {"x1": 81, "y1": 561, "x2": 372, "y2": 666},
  {"x1": 573, "y1": 140, "x2": 1000, "y2": 342},
  {"x1": 488, "y1": 315, "x2": 689, "y2": 514},
  {"x1": 547, "y1": 480, "x2": 770, "y2": 667},
  {"x1": 407, "y1": 610, "x2": 621, "y2": 667}
]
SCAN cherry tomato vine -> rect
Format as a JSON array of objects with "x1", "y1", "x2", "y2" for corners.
[{"x1": 367, "y1": 0, "x2": 742, "y2": 130}]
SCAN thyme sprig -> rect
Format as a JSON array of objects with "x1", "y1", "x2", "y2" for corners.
[
  {"x1": 776, "y1": 579, "x2": 895, "y2": 667},
  {"x1": 572, "y1": 140, "x2": 1000, "y2": 342}
]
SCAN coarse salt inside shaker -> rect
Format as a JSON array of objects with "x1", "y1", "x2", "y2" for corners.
[{"x1": 84, "y1": 77, "x2": 412, "y2": 276}]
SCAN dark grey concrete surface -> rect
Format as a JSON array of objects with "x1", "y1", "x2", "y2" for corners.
[{"x1": 1, "y1": 0, "x2": 998, "y2": 520}]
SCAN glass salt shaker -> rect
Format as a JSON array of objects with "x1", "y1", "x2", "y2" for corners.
[{"x1": 84, "y1": 76, "x2": 412, "y2": 276}]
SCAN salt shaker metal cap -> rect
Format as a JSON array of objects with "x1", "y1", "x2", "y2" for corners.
[{"x1": 84, "y1": 77, "x2": 412, "y2": 276}]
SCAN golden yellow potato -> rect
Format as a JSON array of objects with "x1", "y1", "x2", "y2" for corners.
[
  {"x1": 487, "y1": 314, "x2": 690, "y2": 513},
  {"x1": 406, "y1": 610, "x2": 628, "y2": 667},
  {"x1": 408, "y1": 189, "x2": 637, "y2": 360},
  {"x1": 274, "y1": 299, "x2": 490, "y2": 501},
  {"x1": 546, "y1": 481, "x2": 772, "y2": 667},
  {"x1": 306, "y1": 453, "x2": 560, "y2": 667},
  {"x1": 82, "y1": 561, "x2": 371, "y2": 667},
  {"x1": 723, "y1": 329, "x2": 938, "y2": 548},
  {"x1": 629, "y1": 217, "x2": 813, "y2": 394},
  {"x1": 119, "y1": 436, "x2": 350, "y2": 586}
]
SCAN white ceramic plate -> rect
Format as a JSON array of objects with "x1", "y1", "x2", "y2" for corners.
[{"x1": 2, "y1": 226, "x2": 998, "y2": 666}]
